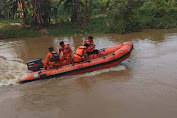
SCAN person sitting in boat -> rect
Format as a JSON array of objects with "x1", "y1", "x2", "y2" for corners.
[
  {"x1": 43, "y1": 47, "x2": 60, "y2": 69},
  {"x1": 84, "y1": 36, "x2": 102, "y2": 57},
  {"x1": 73, "y1": 44, "x2": 90, "y2": 63},
  {"x1": 58, "y1": 41, "x2": 72, "y2": 65}
]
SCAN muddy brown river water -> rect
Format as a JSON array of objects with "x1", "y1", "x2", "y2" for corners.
[{"x1": 0, "y1": 29, "x2": 177, "y2": 118}]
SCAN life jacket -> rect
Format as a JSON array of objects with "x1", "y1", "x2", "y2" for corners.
[
  {"x1": 84, "y1": 39, "x2": 92, "y2": 52},
  {"x1": 74, "y1": 46, "x2": 86, "y2": 60},
  {"x1": 50, "y1": 52, "x2": 60, "y2": 62},
  {"x1": 86, "y1": 40, "x2": 95, "y2": 52},
  {"x1": 59, "y1": 44, "x2": 71, "y2": 55}
]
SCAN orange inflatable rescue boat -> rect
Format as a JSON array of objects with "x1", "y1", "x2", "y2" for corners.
[{"x1": 19, "y1": 42, "x2": 133, "y2": 84}]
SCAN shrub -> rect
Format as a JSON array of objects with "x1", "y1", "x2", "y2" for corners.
[{"x1": 106, "y1": 0, "x2": 142, "y2": 34}]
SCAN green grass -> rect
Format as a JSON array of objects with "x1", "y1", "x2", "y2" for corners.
[
  {"x1": 0, "y1": 26, "x2": 38, "y2": 39},
  {"x1": 48, "y1": 24, "x2": 83, "y2": 36},
  {"x1": 0, "y1": 19, "x2": 21, "y2": 27},
  {"x1": 0, "y1": 19, "x2": 38, "y2": 39},
  {"x1": 48, "y1": 16, "x2": 107, "y2": 36},
  {"x1": 83, "y1": 16, "x2": 107, "y2": 33}
]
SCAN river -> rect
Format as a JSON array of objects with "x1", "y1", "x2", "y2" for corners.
[{"x1": 0, "y1": 29, "x2": 177, "y2": 118}]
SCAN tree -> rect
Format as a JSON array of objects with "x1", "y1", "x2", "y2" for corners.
[
  {"x1": 31, "y1": 0, "x2": 50, "y2": 29},
  {"x1": 6, "y1": 0, "x2": 18, "y2": 18}
]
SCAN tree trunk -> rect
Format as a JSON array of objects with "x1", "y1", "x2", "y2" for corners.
[
  {"x1": 76, "y1": 0, "x2": 82, "y2": 25},
  {"x1": 31, "y1": 0, "x2": 50, "y2": 29},
  {"x1": 72, "y1": 0, "x2": 82, "y2": 26},
  {"x1": 84, "y1": 0, "x2": 89, "y2": 24},
  {"x1": 89, "y1": 0, "x2": 92, "y2": 17}
]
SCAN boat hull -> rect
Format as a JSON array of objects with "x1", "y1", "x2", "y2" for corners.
[{"x1": 20, "y1": 42, "x2": 133, "y2": 84}]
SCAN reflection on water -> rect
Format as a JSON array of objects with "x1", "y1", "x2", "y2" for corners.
[{"x1": 0, "y1": 29, "x2": 177, "y2": 118}]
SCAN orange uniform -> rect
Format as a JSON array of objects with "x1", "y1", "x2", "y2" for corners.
[
  {"x1": 58, "y1": 44, "x2": 72, "y2": 65},
  {"x1": 43, "y1": 52, "x2": 60, "y2": 69},
  {"x1": 84, "y1": 39, "x2": 95, "y2": 52},
  {"x1": 73, "y1": 46, "x2": 87, "y2": 63}
]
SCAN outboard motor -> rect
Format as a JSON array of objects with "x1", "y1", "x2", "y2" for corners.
[{"x1": 27, "y1": 58, "x2": 43, "y2": 72}]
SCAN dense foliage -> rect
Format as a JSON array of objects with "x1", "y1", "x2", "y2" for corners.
[{"x1": 1, "y1": 0, "x2": 177, "y2": 39}]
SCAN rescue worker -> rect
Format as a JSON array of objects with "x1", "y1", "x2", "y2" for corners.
[
  {"x1": 58, "y1": 41, "x2": 72, "y2": 65},
  {"x1": 84, "y1": 36, "x2": 102, "y2": 57},
  {"x1": 73, "y1": 44, "x2": 89, "y2": 63},
  {"x1": 43, "y1": 47, "x2": 60, "y2": 69}
]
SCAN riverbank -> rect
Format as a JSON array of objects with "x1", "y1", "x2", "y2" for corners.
[
  {"x1": 1, "y1": 10, "x2": 177, "y2": 39},
  {"x1": 0, "y1": 16, "x2": 108, "y2": 39}
]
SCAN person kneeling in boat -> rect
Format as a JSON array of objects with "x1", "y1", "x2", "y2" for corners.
[
  {"x1": 84, "y1": 36, "x2": 102, "y2": 57},
  {"x1": 73, "y1": 44, "x2": 89, "y2": 63},
  {"x1": 58, "y1": 41, "x2": 72, "y2": 65},
  {"x1": 43, "y1": 47, "x2": 60, "y2": 70}
]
